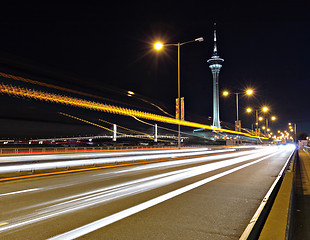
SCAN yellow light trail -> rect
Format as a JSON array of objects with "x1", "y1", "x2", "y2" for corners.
[
  {"x1": 0, "y1": 71, "x2": 172, "y2": 117},
  {"x1": 0, "y1": 83, "x2": 267, "y2": 139},
  {"x1": 98, "y1": 119, "x2": 154, "y2": 140},
  {"x1": 60, "y1": 112, "x2": 172, "y2": 142},
  {"x1": 130, "y1": 116, "x2": 207, "y2": 140}
]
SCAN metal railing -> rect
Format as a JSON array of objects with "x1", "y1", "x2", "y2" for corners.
[{"x1": 0, "y1": 145, "x2": 203, "y2": 155}]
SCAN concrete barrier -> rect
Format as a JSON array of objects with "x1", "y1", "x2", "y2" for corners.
[{"x1": 258, "y1": 172, "x2": 294, "y2": 239}]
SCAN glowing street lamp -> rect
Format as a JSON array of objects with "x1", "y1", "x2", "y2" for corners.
[
  {"x1": 246, "y1": 89, "x2": 253, "y2": 95},
  {"x1": 154, "y1": 37, "x2": 204, "y2": 149},
  {"x1": 154, "y1": 42, "x2": 163, "y2": 50},
  {"x1": 246, "y1": 107, "x2": 252, "y2": 113},
  {"x1": 222, "y1": 88, "x2": 254, "y2": 131},
  {"x1": 223, "y1": 91, "x2": 229, "y2": 96},
  {"x1": 262, "y1": 106, "x2": 269, "y2": 113}
]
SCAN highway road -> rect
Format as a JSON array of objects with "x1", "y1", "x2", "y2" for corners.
[{"x1": 0, "y1": 145, "x2": 295, "y2": 240}]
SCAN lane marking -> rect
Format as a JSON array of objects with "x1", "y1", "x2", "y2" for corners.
[
  {"x1": 48, "y1": 150, "x2": 281, "y2": 240},
  {"x1": 0, "y1": 222, "x2": 8, "y2": 226},
  {"x1": 0, "y1": 188, "x2": 40, "y2": 197}
]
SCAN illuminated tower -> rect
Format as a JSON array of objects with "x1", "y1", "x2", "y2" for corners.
[{"x1": 207, "y1": 23, "x2": 224, "y2": 129}]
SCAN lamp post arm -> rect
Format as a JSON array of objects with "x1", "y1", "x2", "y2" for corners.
[
  {"x1": 180, "y1": 39, "x2": 197, "y2": 46},
  {"x1": 164, "y1": 37, "x2": 203, "y2": 47}
]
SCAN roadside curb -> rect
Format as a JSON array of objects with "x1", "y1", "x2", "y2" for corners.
[{"x1": 258, "y1": 171, "x2": 294, "y2": 239}]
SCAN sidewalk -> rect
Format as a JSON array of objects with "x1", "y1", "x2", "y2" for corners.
[{"x1": 293, "y1": 148, "x2": 310, "y2": 239}]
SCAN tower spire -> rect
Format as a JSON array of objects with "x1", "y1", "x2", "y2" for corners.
[{"x1": 213, "y1": 23, "x2": 218, "y2": 56}]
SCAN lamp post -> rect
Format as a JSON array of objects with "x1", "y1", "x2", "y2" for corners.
[
  {"x1": 154, "y1": 37, "x2": 204, "y2": 149},
  {"x1": 246, "y1": 106, "x2": 273, "y2": 136},
  {"x1": 223, "y1": 89, "x2": 253, "y2": 132}
]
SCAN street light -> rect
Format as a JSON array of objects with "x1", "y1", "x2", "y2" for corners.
[
  {"x1": 246, "y1": 107, "x2": 252, "y2": 113},
  {"x1": 222, "y1": 88, "x2": 254, "y2": 131},
  {"x1": 246, "y1": 106, "x2": 274, "y2": 136},
  {"x1": 288, "y1": 122, "x2": 297, "y2": 143},
  {"x1": 154, "y1": 37, "x2": 204, "y2": 149}
]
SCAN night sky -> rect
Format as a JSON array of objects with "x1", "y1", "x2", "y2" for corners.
[{"x1": 0, "y1": 2, "x2": 309, "y2": 139}]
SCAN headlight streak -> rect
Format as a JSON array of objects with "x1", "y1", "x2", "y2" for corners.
[
  {"x1": 0, "y1": 188, "x2": 41, "y2": 197},
  {"x1": 0, "y1": 83, "x2": 267, "y2": 139},
  {"x1": 3, "y1": 149, "x2": 259, "y2": 216},
  {"x1": 48, "y1": 147, "x2": 293, "y2": 240},
  {"x1": 0, "y1": 149, "x2": 237, "y2": 174},
  {"x1": 4, "y1": 149, "x2": 256, "y2": 214},
  {"x1": 0, "y1": 147, "x2": 284, "y2": 234},
  {"x1": 92, "y1": 149, "x2": 256, "y2": 177},
  {"x1": 0, "y1": 148, "x2": 212, "y2": 164}
]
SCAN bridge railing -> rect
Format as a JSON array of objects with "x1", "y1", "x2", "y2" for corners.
[{"x1": 0, "y1": 145, "x2": 203, "y2": 155}]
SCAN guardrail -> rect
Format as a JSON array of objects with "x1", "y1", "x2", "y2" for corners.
[{"x1": 0, "y1": 145, "x2": 186, "y2": 155}]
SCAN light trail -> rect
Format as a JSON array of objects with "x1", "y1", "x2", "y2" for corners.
[
  {"x1": 0, "y1": 148, "x2": 236, "y2": 174},
  {"x1": 0, "y1": 147, "x2": 212, "y2": 163},
  {"x1": 3, "y1": 149, "x2": 255, "y2": 214},
  {"x1": 49, "y1": 156, "x2": 273, "y2": 240},
  {"x1": 0, "y1": 147, "x2": 283, "y2": 234},
  {"x1": 3, "y1": 149, "x2": 258, "y2": 213},
  {"x1": 60, "y1": 112, "x2": 171, "y2": 143},
  {"x1": 130, "y1": 115, "x2": 208, "y2": 140},
  {"x1": 59, "y1": 112, "x2": 168, "y2": 142},
  {"x1": 0, "y1": 188, "x2": 41, "y2": 197},
  {"x1": 0, "y1": 83, "x2": 267, "y2": 139},
  {"x1": 47, "y1": 147, "x2": 292, "y2": 240},
  {"x1": 0, "y1": 71, "x2": 173, "y2": 117},
  {"x1": 0, "y1": 71, "x2": 139, "y2": 110},
  {"x1": 98, "y1": 118, "x2": 154, "y2": 139}
]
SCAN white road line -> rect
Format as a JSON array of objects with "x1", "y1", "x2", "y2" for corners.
[
  {"x1": 48, "y1": 150, "x2": 282, "y2": 240},
  {"x1": 0, "y1": 188, "x2": 40, "y2": 197}
]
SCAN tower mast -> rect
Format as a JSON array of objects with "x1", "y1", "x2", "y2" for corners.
[{"x1": 207, "y1": 23, "x2": 224, "y2": 129}]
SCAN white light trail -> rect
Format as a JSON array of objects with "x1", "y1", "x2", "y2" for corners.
[
  {"x1": 0, "y1": 148, "x2": 212, "y2": 163},
  {"x1": 0, "y1": 146, "x2": 282, "y2": 234},
  {"x1": 0, "y1": 148, "x2": 236, "y2": 174},
  {"x1": 8, "y1": 149, "x2": 254, "y2": 214},
  {"x1": 48, "y1": 148, "x2": 289, "y2": 240},
  {"x1": 0, "y1": 188, "x2": 40, "y2": 197},
  {"x1": 5, "y1": 149, "x2": 256, "y2": 216}
]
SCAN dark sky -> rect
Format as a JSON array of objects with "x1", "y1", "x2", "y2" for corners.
[{"x1": 0, "y1": 2, "x2": 309, "y2": 139}]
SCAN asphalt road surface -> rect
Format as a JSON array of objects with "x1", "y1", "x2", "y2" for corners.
[{"x1": 0, "y1": 145, "x2": 295, "y2": 240}]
